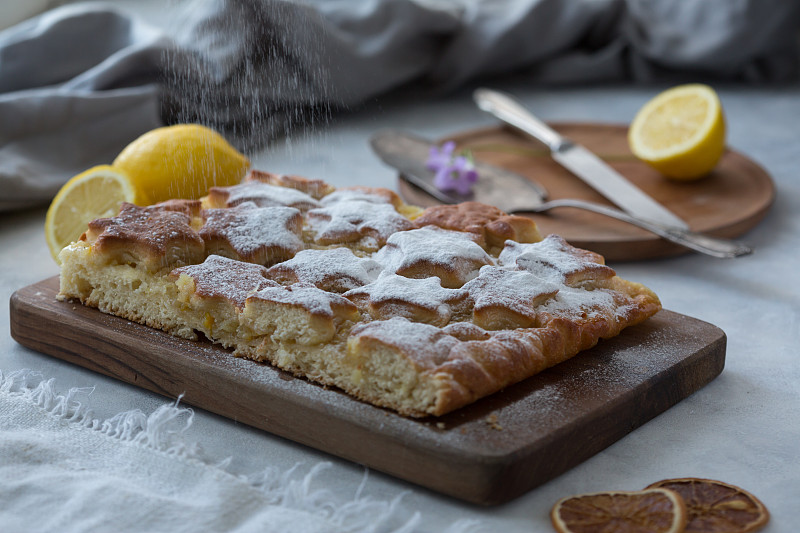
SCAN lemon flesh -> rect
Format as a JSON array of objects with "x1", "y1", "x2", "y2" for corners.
[
  {"x1": 628, "y1": 84, "x2": 726, "y2": 181},
  {"x1": 45, "y1": 165, "x2": 138, "y2": 262},
  {"x1": 113, "y1": 124, "x2": 250, "y2": 204}
]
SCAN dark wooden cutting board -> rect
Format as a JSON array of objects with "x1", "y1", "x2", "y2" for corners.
[
  {"x1": 399, "y1": 123, "x2": 774, "y2": 261},
  {"x1": 10, "y1": 277, "x2": 726, "y2": 505}
]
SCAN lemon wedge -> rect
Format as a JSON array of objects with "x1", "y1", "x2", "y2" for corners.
[
  {"x1": 45, "y1": 165, "x2": 139, "y2": 261},
  {"x1": 628, "y1": 84, "x2": 726, "y2": 181},
  {"x1": 113, "y1": 124, "x2": 250, "y2": 204}
]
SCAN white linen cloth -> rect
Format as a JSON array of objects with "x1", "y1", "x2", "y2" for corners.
[
  {"x1": 0, "y1": 369, "x2": 480, "y2": 533},
  {"x1": 1, "y1": 0, "x2": 798, "y2": 211}
]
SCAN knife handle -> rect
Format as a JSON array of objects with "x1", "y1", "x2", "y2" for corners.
[{"x1": 473, "y1": 88, "x2": 571, "y2": 152}]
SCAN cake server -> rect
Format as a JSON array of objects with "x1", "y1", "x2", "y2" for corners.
[
  {"x1": 473, "y1": 88, "x2": 690, "y2": 230},
  {"x1": 369, "y1": 129, "x2": 752, "y2": 258}
]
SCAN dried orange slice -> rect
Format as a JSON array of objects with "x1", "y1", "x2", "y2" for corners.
[
  {"x1": 646, "y1": 478, "x2": 769, "y2": 533},
  {"x1": 551, "y1": 488, "x2": 687, "y2": 533}
]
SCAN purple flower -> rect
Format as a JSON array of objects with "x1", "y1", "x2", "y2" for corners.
[
  {"x1": 426, "y1": 141, "x2": 479, "y2": 196},
  {"x1": 426, "y1": 141, "x2": 456, "y2": 172}
]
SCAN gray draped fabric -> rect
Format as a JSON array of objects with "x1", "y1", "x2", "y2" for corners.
[{"x1": 1, "y1": 0, "x2": 798, "y2": 211}]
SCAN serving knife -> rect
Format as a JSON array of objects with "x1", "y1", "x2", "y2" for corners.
[
  {"x1": 369, "y1": 129, "x2": 752, "y2": 258},
  {"x1": 473, "y1": 88, "x2": 690, "y2": 230}
]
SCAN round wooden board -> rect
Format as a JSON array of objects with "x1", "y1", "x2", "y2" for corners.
[{"x1": 397, "y1": 123, "x2": 774, "y2": 261}]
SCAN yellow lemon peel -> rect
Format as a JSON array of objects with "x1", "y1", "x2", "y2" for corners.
[
  {"x1": 112, "y1": 124, "x2": 250, "y2": 204},
  {"x1": 629, "y1": 84, "x2": 726, "y2": 181}
]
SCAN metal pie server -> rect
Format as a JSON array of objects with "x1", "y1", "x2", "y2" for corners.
[
  {"x1": 473, "y1": 88, "x2": 690, "y2": 230},
  {"x1": 370, "y1": 130, "x2": 753, "y2": 258}
]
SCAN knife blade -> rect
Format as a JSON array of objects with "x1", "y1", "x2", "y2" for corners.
[
  {"x1": 473, "y1": 88, "x2": 690, "y2": 230},
  {"x1": 369, "y1": 129, "x2": 550, "y2": 211}
]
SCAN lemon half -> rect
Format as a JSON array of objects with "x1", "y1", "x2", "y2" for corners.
[
  {"x1": 628, "y1": 84, "x2": 726, "y2": 181},
  {"x1": 113, "y1": 124, "x2": 250, "y2": 204},
  {"x1": 45, "y1": 165, "x2": 139, "y2": 261}
]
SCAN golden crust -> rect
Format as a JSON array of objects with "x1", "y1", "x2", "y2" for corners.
[
  {"x1": 245, "y1": 169, "x2": 336, "y2": 200},
  {"x1": 84, "y1": 202, "x2": 205, "y2": 271},
  {"x1": 171, "y1": 255, "x2": 276, "y2": 310},
  {"x1": 329, "y1": 186, "x2": 406, "y2": 209},
  {"x1": 375, "y1": 226, "x2": 493, "y2": 288},
  {"x1": 199, "y1": 203, "x2": 303, "y2": 265},
  {"x1": 345, "y1": 274, "x2": 470, "y2": 327},
  {"x1": 464, "y1": 268, "x2": 559, "y2": 329},
  {"x1": 414, "y1": 202, "x2": 542, "y2": 249},
  {"x1": 265, "y1": 248, "x2": 381, "y2": 293},
  {"x1": 205, "y1": 180, "x2": 321, "y2": 211},
  {"x1": 498, "y1": 235, "x2": 616, "y2": 286}
]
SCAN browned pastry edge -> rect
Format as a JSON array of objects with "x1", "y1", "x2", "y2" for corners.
[
  {"x1": 170, "y1": 255, "x2": 278, "y2": 310},
  {"x1": 199, "y1": 204, "x2": 304, "y2": 265},
  {"x1": 414, "y1": 202, "x2": 543, "y2": 249},
  {"x1": 265, "y1": 251, "x2": 378, "y2": 293},
  {"x1": 328, "y1": 186, "x2": 406, "y2": 209},
  {"x1": 502, "y1": 235, "x2": 617, "y2": 286},
  {"x1": 245, "y1": 169, "x2": 336, "y2": 200},
  {"x1": 351, "y1": 292, "x2": 660, "y2": 417},
  {"x1": 306, "y1": 203, "x2": 416, "y2": 247},
  {"x1": 86, "y1": 202, "x2": 205, "y2": 270}
]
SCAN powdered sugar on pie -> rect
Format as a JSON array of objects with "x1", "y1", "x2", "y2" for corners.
[
  {"x1": 307, "y1": 200, "x2": 414, "y2": 247},
  {"x1": 320, "y1": 187, "x2": 400, "y2": 206},
  {"x1": 349, "y1": 317, "x2": 462, "y2": 369},
  {"x1": 375, "y1": 226, "x2": 494, "y2": 288},
  {"x1": 266, "y1": 247, "x2": 382, "y2": 292},
  {"x1": 200, "y1": 202, "x2": 303, "y2": 265},
  {"x1": 345, "y1": 273, "x2": 468, "y2": 326},
  {"x1": 209, "y1": 181, "x2": 321, "y2": 211},
  {"x1": 248, "y1": 282, "x2": 357, "y2": 318},
  {"x1": 172, "y1": 255, "x2": 277, "y2": 309},
  {"x1": 498, "y1": 235, "x2": 615, "y2": 285},
  {"x1": 463, "y1": 266, "x2": 560, "y2": 329}
]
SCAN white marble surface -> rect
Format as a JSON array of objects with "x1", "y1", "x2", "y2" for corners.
[{"x1": 2, "y1": 82, "x2": 799, "y2": 531}]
